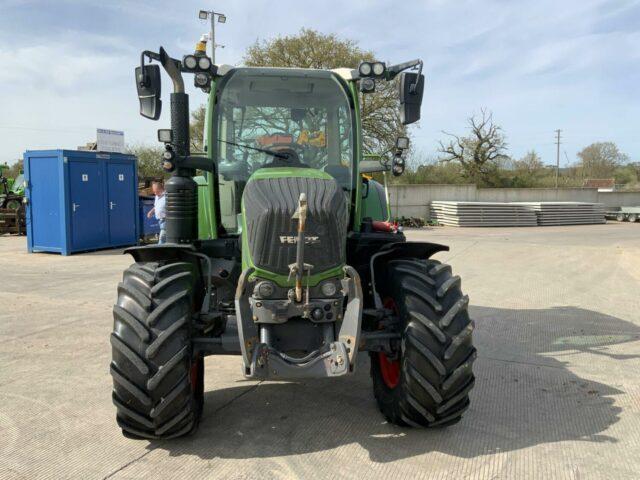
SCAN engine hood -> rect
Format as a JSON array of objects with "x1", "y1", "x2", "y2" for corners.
[{"x1": 242, "y1": 168, "x2": 348, "y2": 276}]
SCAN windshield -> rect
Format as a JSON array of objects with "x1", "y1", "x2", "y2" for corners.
[{"x1": 214, "y1": 68, "x2": 354, "y2": 233}]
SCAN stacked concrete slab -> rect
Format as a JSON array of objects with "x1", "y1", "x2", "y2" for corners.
[
  {"x1": 430, "y1": 201, "x2": 538, "y2": 227},
  {"x1": 515, "y1": 202, "x2": 606, "y2": 226},
  {"x1": 430, "y1": 201, "x2": 606, "y2": 227}
]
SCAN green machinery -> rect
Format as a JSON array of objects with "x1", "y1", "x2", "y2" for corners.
[
  {"x1": 0, "y1": 165, "x2": 26, "y2": 235},
  {"x1": 110, "y1": 39, "x2": 476, "y2": 439}
]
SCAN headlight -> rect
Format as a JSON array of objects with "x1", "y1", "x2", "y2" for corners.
[
  {"x1": 183, "y1": 55, "x2": 197, "y2": 70},
  {"x1": 162, "y1": 160, "x2": 175, "y2": 172},
  {"x1": 255, "y1": 281, "x2": 275, "y2": 298},
  {"x1": 358, "y1": 62, "x2": 372, "y2": 77},
  {"x1": 320, "y1": 281, "x2": 338, "y2": 297},
  {"x1": 372, "y1": 62, "x2": 385, "y2": 76},
  {"x1": 392, "y1": 158, "x2": 405, "y2": 177},
  {"x1": 194, "y1": 73, "x2": 209, "y2": 86},
  {"x1": 198, "y1": 56, "x2": 211, "y2": 70},
  {"x1": 360, "y1": 77, "x2": 375, "y2": 93}
]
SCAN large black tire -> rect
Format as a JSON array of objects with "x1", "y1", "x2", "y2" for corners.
[
  {"x1": 371, "y1": 258, "x2": 476, "y2": 427},
  {"x1": 110, "y1": 261, "x2": 204, "y2": 439}
]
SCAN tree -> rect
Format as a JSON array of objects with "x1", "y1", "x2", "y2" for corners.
[
  {"x1": 189, "y1": 107, "x2": 206, "y2": 153},
  {"x1": 6, "y1": 159, "x2": 23, "y2": 179},
  {"x1": 190, "y1": 28, "x2": 406, "y2": 155},
  {"x1": 509, "y1": 150, "x2": 547, "y2": 187},
  {"x1": 437, "y1": 109, "x2": 509, "y2": 186},
  {"x1": 126, "y1": 144, "x2": 167, "y2": 180},
  {"x1": 514, "y1": 150, "x2": 544, "y2": 174},
  {"x1": 576, "y1": 142, "x2": 629, "y2": 179},
  {"x1": 613, "y1": 163, "x2": 639, "y2": 187}
]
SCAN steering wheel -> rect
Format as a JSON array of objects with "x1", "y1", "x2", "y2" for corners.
[{"x1": 264, "y1": 146, "x2": 307, "y2": 168}]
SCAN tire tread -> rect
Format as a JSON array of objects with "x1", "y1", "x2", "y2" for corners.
[
  {"x1": 110, "y1": 261, "x2": 201, "y2": 439},
  {"x1": 370, "y1": 257, "x2": 476, "y2": 428}
]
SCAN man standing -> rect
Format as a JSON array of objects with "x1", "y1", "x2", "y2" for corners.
[{"x1": 147, "y1": 181, "x2": 167, "y2": 244}]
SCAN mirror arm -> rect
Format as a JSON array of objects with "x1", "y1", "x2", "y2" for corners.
[
  {"x1": 179, "y1": 155, "x2": 215, "y2": 172},
  {"x1": 385, "y1": 58, "x2": 422, "y2": 80},
  {"x1": 139, "y1": 48, "x2": 184, "y2": 93},
  {"x1": 410, "y1": 60, "x2": 423, "y2": 94}
]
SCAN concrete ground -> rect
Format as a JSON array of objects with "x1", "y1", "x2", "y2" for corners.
[{"x1": 1, "y1": 223, "x2": 639, "y2": 479}]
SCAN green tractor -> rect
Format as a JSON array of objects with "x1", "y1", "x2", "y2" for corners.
[
  {"x1": 0, "y1": 164, "x2": 26, "y2": 235},
  {"x1": 0, "y1": 164, "x2": 25, "y2": 210},
  {"x1": 110, "y1": 39, "x2": 476, "y2": 439}
]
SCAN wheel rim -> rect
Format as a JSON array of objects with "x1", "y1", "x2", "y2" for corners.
[{"x1": 378, "y1": 297, "x2": 401, "y2": 389}]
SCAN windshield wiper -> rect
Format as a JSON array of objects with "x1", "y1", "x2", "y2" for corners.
[{"x1": 218, "y1": 139, "x2": 289, "y2": 159}]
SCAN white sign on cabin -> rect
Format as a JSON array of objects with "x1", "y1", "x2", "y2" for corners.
[{"x1": 96, "y1": 129, "x2": 125, "y2": 153}]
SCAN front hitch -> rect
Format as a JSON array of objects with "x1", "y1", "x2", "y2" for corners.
[{"x1": 235, "y1": 266, "x2": 363, "y2": 380}]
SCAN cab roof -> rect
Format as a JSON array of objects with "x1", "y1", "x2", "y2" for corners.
[{"x1": 215, "y1": 64, "x2": 359, "y2": 81}]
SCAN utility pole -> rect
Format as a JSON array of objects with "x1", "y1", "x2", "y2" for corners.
[
  {"x1": 555, "y1": 129, "x2": 561, "y2": 189},
  {"x1": 199, "y1": 9, "x2": 227, "y2": 63},
  {"x1": 209, "y1": 14, "x2": 215, "y2": 62}
]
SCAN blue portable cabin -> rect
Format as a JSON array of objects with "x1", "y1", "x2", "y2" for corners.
[{"x1": 24, "y1": 150, "x2": 139, "y2": 255}]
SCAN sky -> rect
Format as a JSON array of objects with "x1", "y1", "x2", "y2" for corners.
[{"x1": 1, "y1": 0, "x2": 639, "y2": 167}]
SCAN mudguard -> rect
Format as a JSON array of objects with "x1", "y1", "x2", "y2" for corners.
[
  {"x1": 124, "y1": 244, "x2": 210, "y2": 313},
  {"x1": 369, "y1": 241, "x2": 449, "y2": 309},
  {"x1": 124, "y1": 244, "x2": 198, "y2": 263}
]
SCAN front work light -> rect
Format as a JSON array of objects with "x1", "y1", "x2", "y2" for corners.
[
  {"x1": 358, "y1": 62, "x2": 372, "y2": 76},
  {"x1": 157, "y1": 129, "x2": 173, "y2": 143},
  {"x1": 217, "y1": 14, "x2": 227, "y2": 23},
  {"x1": 195, "y1": 73, "x2": 210, "y2": 87},
  {"x1": 396, "y1": 136, "x2": 410, "y2": 150},
  {"x1": 359, "y1": 61, "x2": 386, "y2": 78},
  {"x1": 360, "y1": 77, "x2": 375, "y2": 93},
  {"x1": 372, "y1": 62, "x2": 385, "y2": 76},
  {"x1": 198, "y1": 56, "x2": 212, "y2": 70},
  {"x1": 183, "y1": 55, "x2": 197, "y2": 70},
  {"x1": 199, "y1": 10, "x2": 209, "y2": 19}
]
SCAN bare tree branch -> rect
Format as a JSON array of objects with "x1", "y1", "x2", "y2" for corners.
[{"x1": 436, "y1": 109, "x2": 508, "y2": 185}]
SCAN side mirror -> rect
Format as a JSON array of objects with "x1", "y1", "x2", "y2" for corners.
[
  {"x1": 398, "y1": 72, "x2": 424, "y2": 125},
  {"x1": 135, "y1": 64, "x2": 162, "y2": 120}
]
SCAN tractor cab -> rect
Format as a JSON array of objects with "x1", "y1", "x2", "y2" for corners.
[{"x1": 212, "y1": 68, "x2": 355, "y2": 234}]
